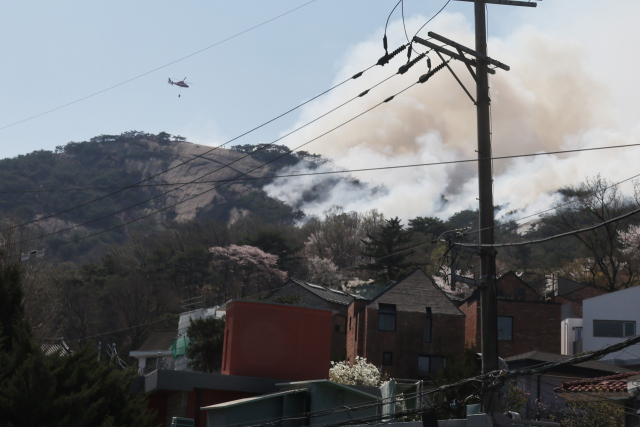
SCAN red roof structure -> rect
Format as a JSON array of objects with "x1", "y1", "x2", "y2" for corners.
[{"x1": 555, "y1": 371, "x2": 640, "y2": 395}]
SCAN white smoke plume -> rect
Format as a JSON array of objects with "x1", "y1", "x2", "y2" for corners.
[{"x1": 264, "y1": 11, "x2": 640, "y2": 222}]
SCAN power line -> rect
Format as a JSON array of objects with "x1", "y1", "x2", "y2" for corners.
[
  {"x1": 0, "y1": 48, "x2": 403, "y2": 234},
  {"x1": 6, "y1": 70, "x2": 405, "y2": 248},
  {"x1": 3, "y1": 143, "x2": 640, "y2": 194},
  {"x1": 414, "y1": 0, "x2": 451, "y2": 38},
  {"x1": 0, "y1": 0, "x2": 320, "y2": 132},
  {"x1": 65, "y1": 283, "x2": 290, "y2": 344},
  {"x1": 11, "y1": 66, "x2": 444, "y2": 253},
  {"x1": 459, "y1": 204, "x2": 640, "y2": 249},
  {"x1": 347, "y1": 168, "x2": 640, "y2": 270}
]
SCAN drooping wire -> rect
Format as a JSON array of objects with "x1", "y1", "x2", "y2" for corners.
[
  {"x1": 9, "y1": 75, "x2": 429, "y2": 253},
  {"x1": 383, "y1": 0, "x2": 403, "y2": 56},
  {"x1": 0, "y1": 56, "x2": 389, "y2": 233},
  {"x1": 413, "y1": 0, "x2": 451, "y2": 38},
  {"x1": 6, "y1": 71, "x2": 403, "y2": 248}
]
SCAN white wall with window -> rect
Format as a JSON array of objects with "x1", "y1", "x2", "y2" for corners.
[{"x1": 583, "y1": 286, "x2": 640, "y2": 364}]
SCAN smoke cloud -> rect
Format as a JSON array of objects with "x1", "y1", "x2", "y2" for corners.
[{"x1": 263, "y1": 12, "x2": 639, "y2": 222}]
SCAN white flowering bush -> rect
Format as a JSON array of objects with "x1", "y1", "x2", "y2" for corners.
[{"x1": 329, "y1": 356, "x2": 385, "y2": 387}]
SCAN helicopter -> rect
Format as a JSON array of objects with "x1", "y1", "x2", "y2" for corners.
[{"x1": 168, "y1": 78, "x2": 191, "y2": 96}]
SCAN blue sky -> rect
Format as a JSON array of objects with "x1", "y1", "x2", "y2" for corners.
[{"x1": 2, "y1": 1, "x2": 640, "y2": 220}]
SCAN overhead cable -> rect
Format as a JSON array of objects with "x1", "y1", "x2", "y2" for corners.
[
  {"x1": 11, "y1": 68, "x2": 442, "y2": 252},
  {"x1": 6, "y1": 70, "x2": 405, "y2": 248},
  {"x1": 0, "y1": 47, "x2": 409, "y2": 233}
]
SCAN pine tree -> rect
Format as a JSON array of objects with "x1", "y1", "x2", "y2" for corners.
[
  {"x1": 360, "y1": 217, "x2": 413, "y2": 283},
  {"x1": 0, "y1": 263, "x2": 154, "y2": 427},
  {"x1": 186, "y1": 316, "x2": 226, "y2": 373}
]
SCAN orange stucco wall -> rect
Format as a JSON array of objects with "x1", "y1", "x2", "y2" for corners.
[{"x1": 221, "y1": 300, "x2": 332, "y2": 381}]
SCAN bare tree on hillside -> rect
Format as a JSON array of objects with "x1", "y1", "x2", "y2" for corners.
[{"x1": 556, "y1": 175, "x2": 640, "y2": 292}]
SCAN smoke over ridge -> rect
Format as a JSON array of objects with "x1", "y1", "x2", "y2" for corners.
[{"x1": 263, "y1": 12, "x2": 638, "y2": 221}]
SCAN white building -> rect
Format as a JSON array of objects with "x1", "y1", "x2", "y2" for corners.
[
  {"x1": 129, "y1": 305, "x2": 226, "y2": 373},
  {"x1": 562, "y1": 286, "x2": 640, "y2": 367}
]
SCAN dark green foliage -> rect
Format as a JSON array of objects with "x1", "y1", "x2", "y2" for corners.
[
  {"x1": 360, "y1": 217, "x2": 414, "y2": 283},
  {"x1": 0, "y1": 263, "x2": 154, "y2": 427},
  {"x1": 235, "y1": 189, "x2": 304, "y2": 225},
  {"x1": 186, "y1": 316, "x2": 226, "y2": 373},
  {"x1": 431, "y1": 348, "x2": 482, "y2": 419},
  {"x1": 242, "y1": 227, "x2": 304, "y2": 272},
  {"x1": 408, "y1": 216, "x2": 447, "y2": 238}
]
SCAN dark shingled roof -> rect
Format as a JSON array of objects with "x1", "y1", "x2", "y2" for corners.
[
  {"x1": 135, "y1": 330, "x2": 177, "y2": 352},
  {"x1": 367, "y1": 268, "x2": 464, "y2": 316},
  {"x1": 555, "y1": 371, "x2": 640, "y2": 394},
  {"x1": 290, "y1": 279, "x2": 355, "y2": 306},
  {"x1": 557, "y1": 276, "x2": 588, "y2": 297},
  {"x1": 505, "y1": 351, "x2": 632, "y2": 374}
]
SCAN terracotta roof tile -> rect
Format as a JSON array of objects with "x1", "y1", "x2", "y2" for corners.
[{"x1": 555, "y1": 371, "x2": 640, "y2": 394}]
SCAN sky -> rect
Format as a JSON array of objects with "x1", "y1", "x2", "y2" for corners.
[{"x1": 2, "y1": 0, "x2": 640, "y2": 221}]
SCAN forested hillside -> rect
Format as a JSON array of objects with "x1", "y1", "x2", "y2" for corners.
[{"x1": 1, "y1": 132, "x2": 640, "y2": 361}]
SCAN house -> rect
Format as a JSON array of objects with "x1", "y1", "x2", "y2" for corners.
[
  {"x1": 264, "y1": 278, "x2": 357, "y2": 360},
  {"x1": 458, "y1": 271, "x2": 561, "y2": 358},
  {"x1": 555, "y1": 276, "x2": 606, "y2": 320},
  {"x1": 222, "y1": 300, "x2": 333, "y2": 381},
  {"x1": 554, "y1": 371, "x2": 640, "y2": 427},
  {"x1": 346, "y1": 268, "x2": 466, "y2": 380},
  {"x1": 130, "y1": 306, "x2": 226, "y2": 373},
  {"x1": 129, "y1": 330, "x2": 177, "y2": 374},
  {"x1": 202, "y1": 379, "x2": 380, "y2": 427},
  {"x1": 569, "y1": 286, "x2": 640, "y2": 368},
  {"x1": 505, "y1": 350, "x2": 633, "y2": 420}
]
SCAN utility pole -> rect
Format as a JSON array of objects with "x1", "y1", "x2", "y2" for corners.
[
  {"x1": 415, "y1": 0, "x2": 536, "y2": 413},
  {"x1": 473, "y1": 0, "x2": 500, "y2": 413}
]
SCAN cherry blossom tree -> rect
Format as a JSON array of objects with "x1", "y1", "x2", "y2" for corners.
[{"x1": 209, "y1": 245, "x2": 287, "y2": 299}]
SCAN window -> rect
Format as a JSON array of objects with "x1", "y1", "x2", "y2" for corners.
[
  {"x1": 417, "y1": 356, "x2": 445, "y2": 377},
  {"x1": 335, "y1": 324, "x2": 340, "y2": 333},
  {"x1": 575, "y1": 327, "x2": 583, "y2": 340},
  {"x1": 497, "y1": 316, "x2": 513, "y2": 341},
  {"x1": 514, "y1": 288, "x2": 526, "y2": 301},
  {"x1": 378, "y1": 304, "x2": 397, "y2": 332},
  {"x1": 383, "y1": 352, "x2": 393, "y2": 366},
  {"x1": 349, "y1": 317, "x2": 352, "y2": 331},
  {"x1": 425, "y1": 307, "x2": 432, "y2": 343},
  {"x1": 593, "y1": 320, "x2": 636, "y2": 338}
]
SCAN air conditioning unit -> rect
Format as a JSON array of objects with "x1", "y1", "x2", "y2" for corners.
[{"x1": 171, "y1": 417, "x2": 194, "y2": 427}]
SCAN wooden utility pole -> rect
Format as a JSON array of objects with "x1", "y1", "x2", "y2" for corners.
[
  {"x1": 473, "y1": 0, "x2": 501, "y2": 412},
  {"x1": 415, "y1": 0, "x2": 536, "y2": 413}
]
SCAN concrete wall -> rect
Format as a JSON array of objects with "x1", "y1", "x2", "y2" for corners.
[
  {"x1": 222, "y1": 300, "x2": 332, "y2": 381},
  {"x1": 583, "y1": 286, "x2": 640, "y2": 360}
]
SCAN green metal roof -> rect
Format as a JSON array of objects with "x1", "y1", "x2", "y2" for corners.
[{"x1": 201, "y1": 388, "x2": 308, "y2": 411}]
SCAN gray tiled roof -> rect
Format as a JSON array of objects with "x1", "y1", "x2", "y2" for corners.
[
  {"x1": 504, "y1": 351, "x2": 632, "y2": 374},
  {"x1": 367, "y1": 268, "x2": 464, "y2": 316},
  {"x1": 135, "y1": 330, "x2": 177, "y2": 352},
  {"x1": 290, "y1": 279, "x2": 355, "y2": 306}
]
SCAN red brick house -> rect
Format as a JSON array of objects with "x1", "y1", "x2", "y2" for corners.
[
  {"x1": 458, "y1": 271, "x2": 561, "y2": 358},
  {"x1": 346, "y1": 268, "x2": 465, "y2": 380},
  {"x1": 554, "y1": 276, "x2": 606, "y2": 320}
]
